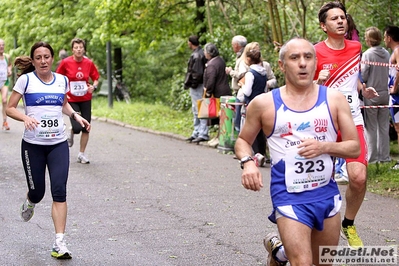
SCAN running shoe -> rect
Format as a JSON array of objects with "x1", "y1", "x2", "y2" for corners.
[
  {"x1": 341, "y1": 225, "x2": 364, "y2": 250},
  {"x1": 2, "y1": 121, "x2": 10, "y2": 130},
  {"x1": 67, "y1": 127, "x2": 74, "y2": 147},
  {"x1": 335, "y1": 175, "x2": 349, "y2": 185},
  {"x1": 51, "y1": 238, "x2": 72, "y2": 259},
  {"x1": 77, "y1": 153, "x2": 90, "y2": 164},
  {"x1": 20, "y1": 200, "x2": 35, "y2": 222},
  {"x1": 254, "y1": 153, "x2": 265, "y2": 167},
  {"x1": 391, "y1": 162, "x2": 399, "y2": 170},
  {"x1": 264, "y1": 232, "x2": 287, "y2": 266},
  {"x1": 207, "y1": 137, "x2": 219, "y2": 148}
]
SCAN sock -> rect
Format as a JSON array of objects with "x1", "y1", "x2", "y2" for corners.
[
  {"x1": 342, "y1": 217, "x2": 354, "y2": 228},
  {"x1": 26, "y1": 198, "x2": 35, "y2": 207},
  {"x1": 56, "y1": 233, "x2": 65, "y2": 242},
  {"x1": 275, "y1": 246, "x2": 288, "y2": 262}
]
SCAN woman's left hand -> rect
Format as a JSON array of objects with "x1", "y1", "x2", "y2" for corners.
[
  {"x1": 88, "y1": 84, "x2": 96, "y2": 94},
  {"x1": 74, "y1": 114, "x2": 91, "y2": 132}
]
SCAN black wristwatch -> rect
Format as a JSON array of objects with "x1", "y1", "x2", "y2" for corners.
[
  {"x1": 70, "y1": 111, "x2": 78, "y2": 121},
  {"x1": 240, "y1": 155, "x2": 254, "y2": 169}
]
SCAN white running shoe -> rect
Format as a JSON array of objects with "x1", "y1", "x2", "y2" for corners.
[
  {"x1": 51, "y1": 237, "x2": 72, "y2": 259},
  {"x1": 335, "y1": 175, "x2": 349, "y2": 185},
  {"x1": 254, "y1": 153, "x2": 265, "y2": 167},
  {"x1": 77, "y1": 153, "x2": 90, "y2": 164},
  {"x1": 207, "y1": 137, "x2": 219, "y2": 148},
  {"x1": 20, "y1": 199, "x2": 35, "y2": 222}
]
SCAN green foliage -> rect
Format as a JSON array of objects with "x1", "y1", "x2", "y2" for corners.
[{"x1": 169, "y1": 72, "x2": 192, "y2": 111}]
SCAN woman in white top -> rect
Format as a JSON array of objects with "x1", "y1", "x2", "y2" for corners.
[{"x1": 6, "y1": 41, "x2": 90, "y2": 260}]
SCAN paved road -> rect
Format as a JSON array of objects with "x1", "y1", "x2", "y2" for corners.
[{"x1": 0, "y1": 115, "x2": 398, "y2": 266}]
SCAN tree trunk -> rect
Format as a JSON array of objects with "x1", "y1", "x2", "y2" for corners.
[
  {"x1": 195, "y1": 0, "x2": 206, "y2": 38},
  {"x1": 206, "y1": 0, "x2": 213, "y2": 35},
  {"x1": 266, "y1": 0, "x2": 278, "y2": 44},
  {"x1": 218, "y1": 0, "x2": 235, "y2": 36},
  {"x1": 271, "y1": 0, "x2": 283, "y2": 44},
  {"x1": 299, "y1": 0, "x2": 306, "y2": 37}
]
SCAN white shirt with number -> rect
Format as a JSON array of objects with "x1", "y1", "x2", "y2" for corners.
[
  {"x1": 13, "y1": 72, "x2": 69, "y2": 145},
  {"x1": 267, "y1": 86, "x2": 340, "y2": 207}
]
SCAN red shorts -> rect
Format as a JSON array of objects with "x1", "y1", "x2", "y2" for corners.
[{"x1": 336, "y1": 125, "x2": 368, "y2": 166}]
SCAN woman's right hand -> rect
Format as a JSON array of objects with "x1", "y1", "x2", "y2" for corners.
[{"x1": 24, "y1": 116, "x2": 40, "y2": 131}]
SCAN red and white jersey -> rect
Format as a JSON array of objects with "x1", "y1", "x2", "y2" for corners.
[
  {"x1": 56, "y1": 56, "x2": 100, "y2": 103},
  {"x1": 314, "y1": 40, "x2": 363, "y2": 126}
]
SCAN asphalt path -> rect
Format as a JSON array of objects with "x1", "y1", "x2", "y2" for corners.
[{"x1": 0, "y1": 114, "x2": 398, "y2": 266}]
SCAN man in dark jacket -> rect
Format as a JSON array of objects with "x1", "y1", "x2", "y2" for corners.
[{"x1": 185, "y1": 35, "x2": 209, "y2": 143}]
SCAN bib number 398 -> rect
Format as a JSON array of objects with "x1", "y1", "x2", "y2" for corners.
[{"x1": 41, "y1": 119, "x2": 59, "y2": 128}]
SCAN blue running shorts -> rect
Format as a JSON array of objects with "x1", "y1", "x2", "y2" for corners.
[{"x1": 268, "y1": 194, "x2": 342, "y2": 231}]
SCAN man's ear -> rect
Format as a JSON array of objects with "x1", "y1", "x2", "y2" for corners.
[
  {"x1": 278, "y1": 60, "x2": 285, "y2": 73},
  {"x1": 320, "y1": 22, "x2": 327, "y2": 33}
]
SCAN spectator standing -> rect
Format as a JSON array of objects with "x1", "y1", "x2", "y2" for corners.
[
  {"x1": 361, "y1": 27, "x2": 391, "y2": 164},
  {"x1": 345, "y1": 14, "x2": 360, "y2": 41},
  {"x1": 225, "y1": 35, "x2": 249, "y2": 134},
  {"x1": 314, "y1": 1, "x2": 379, "y2": 250},
  {"x1": 235, "y1": 44, "x2": 278, "y2": 133},
  {"x1": 239, "y1": 42, "x2": 268, "y2": 165},
  {"x1": 6, "y1": 41, "x2": 90, "y2": 259},
  {"x1": 384, "y1": 25, "x2": 399, "y2": 169},
  {"x1": 184, "y1": 35, "x2": 208, "y2": 144},
  {"x1": 202, "y1": 43, "x2": 232, "y2": 146},
  {"x1": 225, "y1": 35, "x2": 248, "y2": 94},
  {"x1": 203, "y1": 43, "x2": 231, "y2": 98},
  {"x1": 235, "y1": 37, "x2": 360, "y2": 266},
  {"x1": 0, "y1": 39, "x2": 12, "y2": 130},
  {"x1": 56, "y1": 38, "x2": 100, "y2": 164}
]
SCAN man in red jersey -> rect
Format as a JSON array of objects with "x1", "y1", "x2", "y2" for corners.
[
  {"x1": 57, "y1": 38, "x2": 100, "y2": 164},
  {"x1": 314, "y1": 1, "x2": 378, "y2": 250}
]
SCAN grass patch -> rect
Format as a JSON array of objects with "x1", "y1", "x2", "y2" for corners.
[
  {"x1": 92, "y1": 97, "x2": 399, "y2": 198},
  {"x1": 367, "y1": 162, "x2": 399, "y2": 199},
  {"x1": 92, "y1": 97, "x2": 193, "y2": 137},
  {"x1": 367, "y1": 140, "x2": 399, "y2": 199}
]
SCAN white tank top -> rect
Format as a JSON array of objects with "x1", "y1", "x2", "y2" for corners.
[
  {"x1": 267, "y1": 86, "x2": 339, "y2": 206},
  {"x1": 0, "y1": 57, "x2": 8, "y2": 81},
  {"x1": 13, "y1": 72, "x2": 69, "y2": 145}
]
